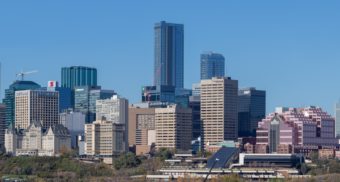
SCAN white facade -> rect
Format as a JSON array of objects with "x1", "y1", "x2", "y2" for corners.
[
  {"x1": 5, "y1": 121, "x2": 71, "y2": 156},
  {"x1": 15, "y1": 90, "x2": 59, "y2": 130},
  {"x1": 60, "y1": 110, "x2": 85, "y2": 148}
]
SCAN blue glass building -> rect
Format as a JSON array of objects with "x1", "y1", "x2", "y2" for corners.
[
  {"x1": 154, "y1": 21, "x2": 184, "y2": 89},
  {"x1": 61, "y1": 66, "x2": 97, "y2": 89},
  {"x1": 200, "y1": 52, "x2": 225, "y2": 80},
  {"x1": 45, "y1": 81, "x2": 72, "y2": 112}
]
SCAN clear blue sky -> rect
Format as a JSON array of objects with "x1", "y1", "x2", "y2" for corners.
[{"x1": 1, "y1": 1, "x2": 340, "y2": 114}]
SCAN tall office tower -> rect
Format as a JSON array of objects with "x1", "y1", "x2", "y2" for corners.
[
  {"x1": 238, "y1": 88, "x2": 266, "y2": 137},
  {"x1": 60, "y1": 110, "x2": 86, "y2": 148},
  {"x1": 61, "y1": 66, "x2": 97, "y2": 89},
  {"x1": 154, "y1": 21, "x2": 184, "y2": 89},
  {"x1": 189, "y1": 95, "x2": 201, "y2": 140},
  {"x1": 336, "y1": 101, "x2": 340, "y2": 138},
  {"x1": 85, "y1": 118, "x2": 126, "y2": 164},
  {"x1": 96, "y1": 95, "x2": 128, "y2": 124},
  {"x1": 0, "y1": 104, "x2": 5, "y2": 150},
  {"x1": 3, "y1": 81, "x2": 41, "y2": 127},
  {"x1": 201, "y1": 77, "x2": 238, "y2": 148},
  {"x1": 200, "y1": 52, "x2": 225, "y2": 80},
  {"x1": 46, "y1": 81, "x2": 72, "y2": 112},
  {"x1": 74, "y1": 86, "x2": 115, "y2": 123},
  {"x1": 15, "y1": 90, "x2": 59, "y2": 130},
  {"x1": 128, "y1": 106, "x2": 155, "y2": 155},
  {"x1": 155, "y1": 105, "x2": 192, "y2": 151}
]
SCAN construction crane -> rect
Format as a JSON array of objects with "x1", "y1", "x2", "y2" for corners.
[{"x1": 16, "y1": 70, "x2": 38, "y2": 80}]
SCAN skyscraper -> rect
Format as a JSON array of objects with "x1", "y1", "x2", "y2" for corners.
[
  {"x1": 61, "y1": 66, "x2": 97, "y2": 89},
  {"x1": 200, "y1": 52, "x2": 225, "y2": 80},
  {"x1": 201, "y1": 77, "x2": 238, "y2": 148},
  {"x1": 154, "y1": 21, "x2": 184, "y2": 89},
  {"x1": 3, "y1": 80, "x2": 41, "y2": 127},
  {"x1": 335, "y1": 101, "x2": 340, "y2": 138},
  {"x1": 238, "y1": 88, "x2": 266, "y2": 137},
  {"x1": 15, "y1": 90, "x2": 59, "y2": 129}
]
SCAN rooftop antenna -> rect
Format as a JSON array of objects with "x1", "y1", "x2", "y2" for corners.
[{"x1": 16, "y1": 70, "x2": 38, "y2": 81}]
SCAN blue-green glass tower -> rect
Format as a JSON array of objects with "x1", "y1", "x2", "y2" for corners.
[
  {"x1": 61, "y1": 66, "x2": 97, "y2": 89},
  {"x1": 2, "y1": 80, "x2": 41, "y2": 127}
]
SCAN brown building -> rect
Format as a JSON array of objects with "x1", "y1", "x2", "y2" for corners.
[
  {"x1": 128, "y1": 106, "x2": 155, "y2": 155},
  {"x1": 155, "y1": 105, "x2": 192, "y2": 151}
]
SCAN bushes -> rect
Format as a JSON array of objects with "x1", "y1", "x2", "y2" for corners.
[{"x1": 113, "y1": 152, "x2": 141, "y2": 170}]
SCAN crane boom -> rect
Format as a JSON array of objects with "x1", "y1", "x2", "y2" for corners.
[{"x1": 16, "y1": 70, "x2": 38, "y2": 80}]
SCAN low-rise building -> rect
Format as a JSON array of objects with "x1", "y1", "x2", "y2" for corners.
[
  {"x1": 256, "y1": 107, "x2": 337, "y2": 155},
  {"x1": 5, "y1": 120, "x2": 71, "y2": 156}
]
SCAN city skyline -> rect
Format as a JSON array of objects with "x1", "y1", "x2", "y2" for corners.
[{"x1": 1, "y1": 1, "x2": 340, "y2": 114}]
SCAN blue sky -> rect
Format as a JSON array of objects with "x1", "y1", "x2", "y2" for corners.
[{"x1": 0, "y1": 1, "x2": 340, "y2": 114}]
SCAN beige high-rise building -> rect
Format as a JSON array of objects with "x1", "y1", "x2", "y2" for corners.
[
  {"x1": 0, "y1": 104, "x2": 5, "y2": 151},
  {"x1": 128, "y1": 106, "x2": 155, "y2": 155},
  {"x1": 155, "y1": 105, "x2": 192, "y2": 151},
  {"x1": 84, "y1": 118, "x2": 126, "y2": 164},
  {"x1": 15, "y1": 90, "x2": 59, "y2": 130},
  {"x1": 200, "y1": 77, "x2": 238, "y2": 148}
]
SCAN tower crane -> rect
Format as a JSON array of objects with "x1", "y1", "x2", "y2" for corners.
[{"x1": 16, "y1": 70, "x2": 38, "y2": 80}]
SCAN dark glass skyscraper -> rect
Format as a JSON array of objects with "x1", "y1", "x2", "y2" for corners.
[
  {"x1": 61, "y1": 66, "x2": 97, "y2": 89},
  {"x1": 2, "y1": 80, "x2": 41, "y2": 127},
  {"x1": 238, "y1": 87, "x2": 266, "y2": 137},
  {"x1": 200, "y1": 52, "x2": 225, "y2": 80},
  {"x1": 154, "y1": 21, "x2": 184, "y2": 89}
]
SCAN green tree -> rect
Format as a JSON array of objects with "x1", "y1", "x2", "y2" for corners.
[{"x1": 113, "y1": 152, "x2": 141, "y2": 170}]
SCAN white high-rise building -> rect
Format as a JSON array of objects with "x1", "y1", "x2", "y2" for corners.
[
  {"x1": 200, "y1": 77, "x2": 238, "y2": 148},
  {"x1": 15, "y1": 90, "x2": 59, "y2": 130},
  {"x1": 96, "y1": 95, "x2": 128, "y2": 124}
]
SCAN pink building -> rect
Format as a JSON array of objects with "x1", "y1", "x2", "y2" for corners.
[{"x1": 256, "y1": 106, "x2": 337, "y2": 154}]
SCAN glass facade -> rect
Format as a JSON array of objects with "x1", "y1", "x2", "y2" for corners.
[
  {"x1": 200, "y1": 52, "x2": 225, "y2": 80},
  {"x1": 2, "y1": 80, "x2": 41, "y2": 127},
  {"x1": 141, "y1": 85, "x2": 175, "y2": 105},
  {"x1": 238, "y1": 88, "x2": 266, "y2": 137},
  {"x1": 61, "y1": 66, "x2": 97, "y2": 89},
  {"x1": 74, "y1": 86, "x2": 115, "y2": 123},
  {"x1": 154, "y1": 21, "x2": 184, "y2": 89}
]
